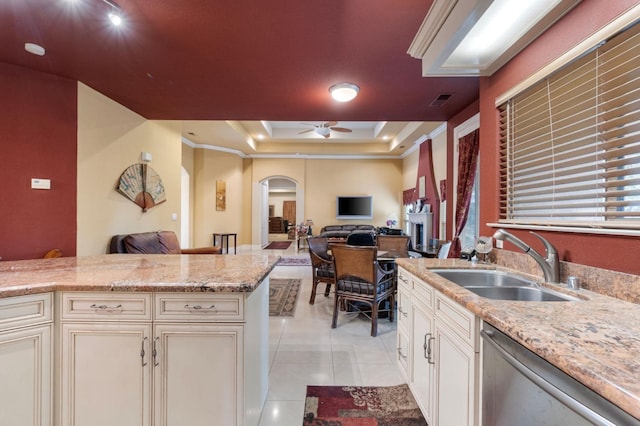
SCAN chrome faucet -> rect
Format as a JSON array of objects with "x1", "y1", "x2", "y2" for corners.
[{"x1": 493, "y1": 229, "x2": 560, "y2": 283}]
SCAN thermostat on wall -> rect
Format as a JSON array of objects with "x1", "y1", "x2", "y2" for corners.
[{"x1": 31, "y1": 178, "x2": 51, "y2": 190}]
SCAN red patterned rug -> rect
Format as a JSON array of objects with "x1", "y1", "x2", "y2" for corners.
[
  {"x1": 264, "y1": 241, "x2": 292, "y2": 249},
  {"x1": 303, "y1": 384, "x2": 428, "y2": 425},
  {"x1": 278, "y1": 256, "x2": 311, "y2": 266}
]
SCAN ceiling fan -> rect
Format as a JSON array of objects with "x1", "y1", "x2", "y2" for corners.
[{"x1": 298, "y1": 121, "x2": 353, "y2": 139}]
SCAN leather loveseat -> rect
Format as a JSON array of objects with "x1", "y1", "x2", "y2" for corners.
[
  {"x1": 109, "y1": 231, "x2": 222, "y2": 254},
  {"x1": 319, "y1": 224, "x2": 376, "y2": 239}
]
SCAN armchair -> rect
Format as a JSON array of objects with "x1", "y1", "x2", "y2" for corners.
[
  {"x1": 307, "y1": 237, "x2": 335, "y2": 305},
  {"x1": 331, "y1": 244, "x2": 395, "y2": 337}
]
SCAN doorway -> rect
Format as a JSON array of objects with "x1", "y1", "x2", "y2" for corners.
[{"x1": 254, "y1": 176, "x2": 303, "y2": 248}]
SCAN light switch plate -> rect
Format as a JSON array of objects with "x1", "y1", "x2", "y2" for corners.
[{"x1": 31, "y1": 178, "x2": 51, "y2": 190}]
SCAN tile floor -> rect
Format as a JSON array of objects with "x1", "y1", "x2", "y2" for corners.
[{"x1": 243, "y1": 239, "x2": 405, "y2": 426}]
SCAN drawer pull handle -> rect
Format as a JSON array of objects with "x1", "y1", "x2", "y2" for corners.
[
  {"x1": 90, "y1": 303, "x2": 123, "y2": 311},
  {"x1": 184, "y1": 304, "x2": 216, "y2": 310}
]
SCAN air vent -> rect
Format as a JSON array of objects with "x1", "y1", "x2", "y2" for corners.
[{"x1": 430, "y1": 93, "x2": 452, "y2": 107}]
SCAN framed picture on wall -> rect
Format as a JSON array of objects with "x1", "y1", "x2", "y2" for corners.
[
  {"x1": 418, "y1": 176, "x2": 426, "y2": 198},
  {"x1": 216, "y1": 180, "x2": 226, "y2": 211}
]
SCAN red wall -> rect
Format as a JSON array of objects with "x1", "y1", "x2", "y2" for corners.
[
  {"x1": 478, "y1": 0, "x2": 640, "y2": 274},
  {"x1": 0, "y1": 62, "x2": 77, "y2": 260}
]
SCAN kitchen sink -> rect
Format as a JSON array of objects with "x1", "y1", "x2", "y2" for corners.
[
  {"x1": 430, "y1": 269, "x2": 577, "y2": 302},
  {"x1": 431, "y1": 269, "x2": 537, "y2": 288},
  {"x1": 464, "y1": 286, "x2": 575, "y2": 302}
]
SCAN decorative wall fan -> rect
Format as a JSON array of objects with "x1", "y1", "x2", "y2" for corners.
[
  {"x1": 297, "y1": 121, "x2": 353, "y2": 139},
  {"x1": 117, "y1": 163, "x2": 166, "y2": 212}
]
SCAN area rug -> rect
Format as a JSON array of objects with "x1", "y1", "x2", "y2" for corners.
[
  {"x1": 265, "y1": 241, "x2": 293, "y2": 250},
  {"x1": 303, "y1": 384, "x2": 427, "y2": 425},
  {"x1": 278, "y1": 255, "x2": 312, "y2": 266},
  {"x1": 269, "y1": 278, "x2": 301, "y2": 317}
]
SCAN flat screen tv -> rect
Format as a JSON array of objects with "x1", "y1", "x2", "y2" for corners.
[{"x1": 336, "y1": 196, "x2": 373, "y2": 220}]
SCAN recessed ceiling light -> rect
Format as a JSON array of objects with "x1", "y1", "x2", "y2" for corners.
[
  {"x1": 25, "y1": 43, "x2": 45, "y2": 56},
  {"x1": 108, "y1": 11, "x2": 122, "y2": 26},
  {"x1": 257, "y1": 134, "x2": 265, "y2": 140},
  {"x1": 329, "y1": 83, "x2": 360, "y2": 102}
]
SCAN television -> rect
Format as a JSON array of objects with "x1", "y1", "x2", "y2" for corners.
[{"x1": 336, "y1": 196, "x2": 373, "y2": 220}]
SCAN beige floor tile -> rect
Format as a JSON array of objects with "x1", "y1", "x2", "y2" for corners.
[
  {"x1": 261, "y1": 251, "x2": 403, "y2": 423},
  {"x1": 258, "y1": 401, "x2": 306, "y2": 426}
]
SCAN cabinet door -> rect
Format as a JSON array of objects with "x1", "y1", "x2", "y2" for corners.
[
  {"x1": 60, "y1": 323, "x2": 152, "y2": 426},
  {"x1": 410, "y1": 300, "x2": 434, "y2": 425},
  {"x1": 0, "y1": 324, "x2": 52, "y2": 426},
  {"x1": 434, "y1": 322, "x2": 477, "y2": 426},
  {"x1": 153, "y1": 323, "x2": 243, "y2": 426}
]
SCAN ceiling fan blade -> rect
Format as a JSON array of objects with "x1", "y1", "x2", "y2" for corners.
[
  {"x1": 297, "y1": 129, "x2": 315, "y2": 134},
  {"x1": 329, "y1": 127, "x2": 352, "y2": 133},
  {"x1": 324, "y1": 121, "x2": 338, "y2": 127}
]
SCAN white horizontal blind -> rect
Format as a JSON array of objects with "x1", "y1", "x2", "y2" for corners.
[{"x1": 499, "y1": 22, "x2": 640, "y2": 229}]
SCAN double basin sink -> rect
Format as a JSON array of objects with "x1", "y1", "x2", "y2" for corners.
[{"x1": 430, "y1": 269, "x2": 578, "y2": 302}]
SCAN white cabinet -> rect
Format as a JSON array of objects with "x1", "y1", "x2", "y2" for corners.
[
  {"x1": 58, "y1": 281, "x2": 268, "y2": 426},
  {"x1": 397, "y1": 267, "x2": 480, "y2": 426},
  {"x1": 60, "y1": 322, "x2": 152, "y2": 426},
  {"x1": 153, "y1": 323, "x2": 243, "y2": 426},
  {"x1": 0, "y1": 293, "x2": 53, "y2": 426}
]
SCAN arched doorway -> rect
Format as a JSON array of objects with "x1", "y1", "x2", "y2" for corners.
[{"x1": 253, "y1": 176, "x2": 303, "y2": 248}]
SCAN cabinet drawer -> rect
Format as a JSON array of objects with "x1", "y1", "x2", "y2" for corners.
[
  {"x1": 412, "y1": 279, "x2": 434, "y2": 311},
  {"x1": 435, "y1": 291, "x2": 479, "y2": 350},
  {"x1": 0, "y1": 293, "x2": 52, "y2": 330},
  {"x1": 396, "y1": 328, "x2": 410, "y2": 380},
  {"x1": 154, "y1": 293, "x2": 244, "y2": 322},
  {"x1": 397, "y1": 286, "x2": 410, "y2": 333},
  {"x1": 59, "y1": 292, "x2": 152, "y2": 321}
]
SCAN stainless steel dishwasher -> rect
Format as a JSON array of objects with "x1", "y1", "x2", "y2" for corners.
[{"x1": 481, "y1": 323, "x2": 640, "y2": 426}]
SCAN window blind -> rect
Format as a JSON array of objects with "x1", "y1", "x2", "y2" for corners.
[{"x1": 499, "y1": 21, "x2": 640, "y2": 230}]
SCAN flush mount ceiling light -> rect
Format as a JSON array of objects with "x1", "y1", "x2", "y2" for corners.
[
  {"x1": 408, "y1": 0, "x2": 582, "y2": 76},
  {"x1": 329, "y1": 83, "x2": 360, "y2": 102}
]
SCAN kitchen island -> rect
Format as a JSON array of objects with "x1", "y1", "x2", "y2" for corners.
[
  {"x1": 0, "y1": 253, "x2": 280, "y2": 426},
  {"x1": 396, "y1": 257, "x2": 640, "y2": 423}
]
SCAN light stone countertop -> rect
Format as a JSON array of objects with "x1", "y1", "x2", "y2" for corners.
[
  {"x1": 0, "y1": 254, "x2": 281, "y2": 298},
  {"x1": 396, "y1": 257, "x2": 640, "y2": 421}
]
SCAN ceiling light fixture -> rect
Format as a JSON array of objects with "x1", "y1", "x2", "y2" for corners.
[
  {"x1": 101, "y1": 0, "x2": 124, "y2": 26},
  {"x1": 329, "y1": 83, "x2": 360, "y2": 102}
]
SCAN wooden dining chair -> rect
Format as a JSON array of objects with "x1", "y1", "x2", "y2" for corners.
[
  {"x1": 376, "y1": 234, "x2": 410, "y2": 251},
  {"x1": 307, "y1": 237, "x2": 335, "y2": 305},
  {"x1": 331, "y1": 244, "x2": 396, "y2": 337}
]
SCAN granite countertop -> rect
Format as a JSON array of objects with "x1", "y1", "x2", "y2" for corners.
[
  {"x1": 0, "y1": 254, "x2": 281, "y2": 298},
  {"x1": 396, "y1": 258, "x2": 640, "y2": 421}
]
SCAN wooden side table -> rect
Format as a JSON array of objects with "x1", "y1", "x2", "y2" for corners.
[
  {"x1": 297, "y1": 235, "x2": 308, "y2": 250},
  {"x1": 213, "y1": 233, "x2": 237, "y2": 254}
]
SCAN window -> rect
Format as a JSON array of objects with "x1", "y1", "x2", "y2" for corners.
[
  {"x1": 499, "y1": 22, "x2": 640, "y2": 231},
  {"x1": 459, "y1": 164, "x2": 479, "y2": 251}
]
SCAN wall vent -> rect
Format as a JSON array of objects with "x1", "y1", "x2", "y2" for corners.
[{"x1": 430, "y1": 93, "x2": 452, "y2": 106}]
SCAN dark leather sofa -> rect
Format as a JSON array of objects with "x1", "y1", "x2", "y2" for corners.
[
  {"x1": 109, "y1": 231, "x2": 222, "y2": 254},
  {"x1": 319, "y1": 224, "x2": 376, "y2": 239}
]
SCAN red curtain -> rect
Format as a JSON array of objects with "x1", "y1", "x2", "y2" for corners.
[{"x1": 449, "y1": 129, "x2": 480, "y2": 258}]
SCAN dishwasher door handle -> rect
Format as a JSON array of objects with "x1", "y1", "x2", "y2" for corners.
[{"x1": 481, "y1": 330, "x2": 617, "y2": 426}]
